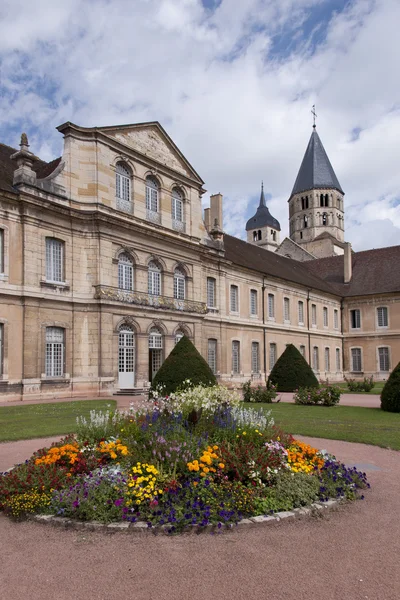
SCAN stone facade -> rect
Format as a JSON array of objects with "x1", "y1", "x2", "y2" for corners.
[{"x1": 0, "y1": 122, "x2": 399, "y2": 401}]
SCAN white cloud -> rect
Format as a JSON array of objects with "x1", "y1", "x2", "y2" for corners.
[{"x1": 0, "y1": 0, "x2": 399, "y2": 252}]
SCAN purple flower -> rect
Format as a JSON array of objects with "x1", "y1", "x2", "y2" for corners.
[{"x1": 114, "y1": 498, "x2": 124, "y2": 507}]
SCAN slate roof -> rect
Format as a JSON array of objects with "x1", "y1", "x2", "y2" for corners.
[
  {"x1": 0, "y1": 142, "x2": 61, "y2": 194},
  {"x1": 305, "y1": 245, "x2": 400, "y2": 296},
  {"x1": 291, "y1": 129, "x2": 344, "y2": 197},
  {"x1": 245, "y1": 184, "x2": 281, "y2": 231},
  {"x1": 224, "y1": 234, "x2": 337, "y2": 295}
]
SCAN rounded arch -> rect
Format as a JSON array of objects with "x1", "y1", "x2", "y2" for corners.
[
  {"x1": 172, "y1": 261, "x2": 190, "y2": 277},
  {"x1": 115, "y1": 317, "x2": 141, "y2": 334},
  {"x1": 114, "y1": 247, "x2": 139, "y2": 265},
  {"x1": 146, "y1": 320, "x2": 168, "y2": 335},
  {"x1": 147, "y1": 255, "x2": 167, "y2": 272},
  {"x1": 144, "y1": 171, "x2": 164, "y2": 189},
  {"x1": 111, "y1": 155, "x2": 136, "y2": 174},
  {"x1": 173, "y1": 322, "x2": 192, "y2": 338},
  {"x1": 171, "y1": 184, "x2": 186, "y2": 200}
]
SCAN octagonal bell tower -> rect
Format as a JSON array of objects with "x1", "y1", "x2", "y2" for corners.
[{"x1": 288, "y1": 125, "x2": 345, "y2": 256}]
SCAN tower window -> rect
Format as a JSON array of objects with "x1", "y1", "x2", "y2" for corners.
[
  {"x1": 301, "y1": 197, "x2": 305, "y2": 210},
  {"x1": 322, "y1": 213, "x2": 327, "y2": 226},
  {"x1": 320, "y1": 194, "x2": 324, "y2": 207},
  {"x1": 300, "y1": 231, "x2": 303, "y2": 239},
  {"x1": 271, "y1": 230, "x2": 276, "y2": 241},
  {"x1": 324, "y1": 194, "x2": 329, "y2": 207},
  {"x1": 253, "y1": 231, "x2": 257, "y2": 242},
  {"x1": 303, "y1": 215, "x2": 308, "y2": 228},
  {"x1": 258, "y1": 230, "x2": 262, "y2": 241},
  {"x1": 305, "y1": 195, "x2": 309, "y2": 209}
]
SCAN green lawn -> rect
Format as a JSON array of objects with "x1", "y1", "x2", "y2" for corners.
[
  {"x1": 246, "y1": 402, "x2": 400, "y2": 450},
  {"x1": 334, "y1": 381, "x2": 385, "y2": 395},
  {"x1": 0, "y1": 400, "x2": 117, "y2": 442}
]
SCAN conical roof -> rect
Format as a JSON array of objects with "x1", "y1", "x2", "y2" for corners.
[
  {"x1": 290, "y1": 128, "x2": 343, "y2": 197},
  {"x1": 246, "y1": 183, "x2": 281, "y2": 231}
]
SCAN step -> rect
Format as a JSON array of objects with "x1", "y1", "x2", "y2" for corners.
[{"x1": 113, "y1": 389, "x2": 149, "y2": 396}]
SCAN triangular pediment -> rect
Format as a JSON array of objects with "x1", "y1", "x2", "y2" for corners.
[{"x1": 99, "y1": 122, "x2": 203, "y2": 184}]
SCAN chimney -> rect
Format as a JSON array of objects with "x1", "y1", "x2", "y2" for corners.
[
  {"x1": 210, "y1": 193, "x2": 223, "y2": 231},
  {"x1": 11, "y1": 133, "x2": 37, "y2": 187},
  {"x1": 344, "y1": 242, "x2": 352, "y2": 283},
  {"x1": 204, "y1": 207, "x2": 211, "y2": 232}
]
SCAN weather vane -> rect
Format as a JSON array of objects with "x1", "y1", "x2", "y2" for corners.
[{"x1": 311, "y1": 104, "x2": 317, "y2": 129}]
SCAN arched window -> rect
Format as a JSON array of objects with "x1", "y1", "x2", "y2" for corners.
[
  {"x1": 118, "y1": 325, "x2": 135, "y2": 383},
  {"x1": 320, "y1": 193, "x2": 324, "y2": 207},
  {"x1": 116, "y1": 163, "x2": 131, "y2": 202},
  {"x1": 175, "y1": 329, "x2": 185, "y2": 345},
  {"x1": 324, "y1": 194, "x2": 329, "y2": 207},
  {"x1": 303, "y1": 215, "x2": 308, "y2": 228},
  {"x1": 118, "y1": 253, "x2": 134, "y2": 291},
  {"x1": 146, "y1": 176, "x2": 159, "y2": 214},
  {"x1": 173, "y1": 267, "x2": 186, "y2": 300},
  {"x1": 305, "y1": 195, "x2": 309, "y2": 209},
  {"x1": 172, "y1": 188, "x2": 184, "y2": 229},
  {"x1": 148, "y1": 261, "x2": 161, "y2": 296},
  {"x1": 322, "y1": 213, "x2": 327, "y2": 226},
  {"x1": 257, "y1": 230, "x2": 262, "y2": 240},
  {"x1": 149, "y1": 327, "x2": 163, "y2": 349},
  {"x1": 253, "y1": 231, "x2": 258, "y2": 242}
]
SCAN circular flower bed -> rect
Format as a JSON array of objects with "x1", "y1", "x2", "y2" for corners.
[{"x1": 0, "y1": 385, "x2": 370, "y2": 532}]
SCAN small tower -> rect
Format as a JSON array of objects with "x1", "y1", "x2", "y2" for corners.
[
  {"x1": 288, "y1": 122, "x2": 345, "y2": 257},
  {"x1": 246, "y1": 183, "x2": 281, "y2": 252}
]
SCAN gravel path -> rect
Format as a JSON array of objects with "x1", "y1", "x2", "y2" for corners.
[{"x1": 1, "y1": 435, "x2": 399, "y2": 600}]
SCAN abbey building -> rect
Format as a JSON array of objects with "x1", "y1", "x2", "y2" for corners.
[{"x1": 0, "y1": 120, "x2": 399, "y2": 400}]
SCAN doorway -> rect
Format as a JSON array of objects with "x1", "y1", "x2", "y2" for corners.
[{"x1": 118, "y1": 327, "x2": 135, "y2": 388}]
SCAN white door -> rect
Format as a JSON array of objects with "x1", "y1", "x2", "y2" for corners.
[{"x1": 118, "y1": 328, "x2": 135, "y2": 388}]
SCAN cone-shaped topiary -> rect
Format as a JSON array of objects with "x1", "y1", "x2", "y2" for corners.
[
  {"x1": 268, "y1": 343, "x2": 319, "y2": 392},
  {"x1": 380, "y1": 361, "x2": 400, "y2": 413},
  {"x1": 151, "y1": 335, "x2": 217, "y2": 395}
]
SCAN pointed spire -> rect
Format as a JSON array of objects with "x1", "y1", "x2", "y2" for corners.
[
  {"x1": 290, "y1": 129, "x2": 343, "y2": 197},
  {"x1": 259, "y1": 180, "x2": 266, "y2": 207}
]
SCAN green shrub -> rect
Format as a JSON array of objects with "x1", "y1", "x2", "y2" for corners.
[
  {"x1": 151, "y1": 336, "x2": 216, "y2": 396},
  {"x1": 268, "y1": 344, "x2": 319, "y2": 392},
  {"x1": 253, "y1": 471, "x2": 320, "y2": 513},
  {"x1": 345, "y1": 376, "x2": 374, "y2": 392},
  {"x1": 380, "y1": 362, "x2": 400, "y2": 413},
  {"x1": 242, "y1": 380, "x2": 277, "y2": 403},
  {"x1": 294, "y1": 385, "x2": 341, "y2": 406}
]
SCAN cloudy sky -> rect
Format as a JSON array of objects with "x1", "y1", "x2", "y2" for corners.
[{"x1": 1, "y1": 0, "x2": 399, "y2": 251}]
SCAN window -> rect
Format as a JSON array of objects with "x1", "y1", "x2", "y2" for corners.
[
  {"x1": 324, "y1": 347, "x2": 330, "y2": 372},
  {"x1": 207, "y1": 277, "x2": 216, "y2": 308},
  {"x1": 171, "y1": 188, "x2": 184, "y2": 222},
  {"x1": 268, "y1": 294, "x2": 275, "y2": 319},
  {"x1": 378, "y1": 347, "x2": 390, "y2": 372},
  {"x1": 269, "y1": 343, "x2": 277, "y2": 370},
  {"x1": 311, "y1": 304, "x2": 317, "y2": 326},
  {"x1": 334, "y1": 309, "x2": 339, "y2": 329},
  {"x1": 336, "y1": 348, "x2": 341, "y2": 372},
  {"x1": 300, "y1": 345, "x2": 306, "y2": 358},
  {"x1": 115, "y1": 162, "x2": 131, "y2": 202},
  {"x1": 351, "y1": 348, "x2": 362, "y2": 372},
  {"x1": 323, "y1": 307, "x2": 328, "y2": 328},
  {"x1": 322, "y1": 213, "x2": 327, "y2": 226},
  {"x1": 350, "y1": 309, "x2": 361, "y2": 329},
  {"x1": 46, "y1": 238, "x2": 64, "y2": 283},
  {"x1": 232, "y1": 341, "x2": 240, "y2": 374},
  {"x1": 251, "y1": 342, "x2": 260, "y2": 373},
  {"x1": 45, "y1": 327, "x2": 64, "y2": 377},
  {"x1": 208, "y1": 339, "x2": 217, "y2": 374},
  {"x1": 145, "y1": 177, "x2": 159, "y2": 213},
  {"x1": 0, "y1": 323, "x2": 3, "y2": 375},
  {"x1": 312, "y1": 346, "x2": 319, "y2": 371},
  {"x1": 118, "y1": 253, "x2": 134, "y2": 291},
  {"x1": 272, "y1": 230, "x2": 276, "y2": 241},
  {"x1": 173, "y1": 268, "x2": 185, "y2": 300},
  {"x1": 298, "y1": 301, "x2": 304, "y2": 324},
  {"x1": 377, "y1": 307, "x2": 388, "y2": 328},
  {"x1": 303, "y1": 215, "x2": 308, "y2": 228},
  {"x1": 283, "y1": 297, "x2": 290, "y2": 322},
  {"x1": 148, "y1": 261, "x2": 161, "y2": 296},
  {"x1": 230, "y1": 285, "x2": 239, "y2": 313},
  {"x1": 0, "y1": 229, "x2": 3, "y2": 273},
  {"x1": 149, "y1": 327, "x2": 163, "y2": 349},
  {"x1": 175, "y1": 330, "x2": 184, "y2": 345},
  {"x1": 250, "y1": 289, "x2": 258, "y2": 316}
]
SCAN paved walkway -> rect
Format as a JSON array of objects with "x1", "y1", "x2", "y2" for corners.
[{"x1": 1, "y1": 434, "x2": 399, "y2": 600}]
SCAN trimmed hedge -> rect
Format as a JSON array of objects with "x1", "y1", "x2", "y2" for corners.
[
  {"x1": 380, "y1": 361, "x2": 400, "y2": 413},
  {"x1": 268, "y1": 344, "x2": 319, "y2": 392},
  {"x1": 151, "y1": 335, "x2": 217, "y2": 395}
]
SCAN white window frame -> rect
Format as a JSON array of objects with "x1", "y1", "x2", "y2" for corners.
[
  {"x1": 208, "y1": 339, "x2": 217, "y2": 374},
  {"x1": 378, "y1": 346, "x2": 390, "y2": 372},
  {"x1": 45, "y1": 327, "x2": 65, "y2": 377},
  {"x1": 283, "y1": 297, "x2": 290, "y2": 323},
  {"x1": 311, "y1": 304, "x2": 317, "y2": 327},
  {"x1": 232, "y1": 340, "x2": 240, "y2": 374},
  {"x1": 148, "y1": 261, "x2": 161, "y2": 296},
  {"x1": 171, "y1": 188, "x2": 184, "y2": 222},
  {"x1": 173, "y1": 268, "x2": 186, "y2": 300},
  {"x1": 334, "y1": 309, "x2": 339, "y2": 330},
  {"x1": 116, "y1": 162, "x2": 131, "y2": 202},
  {"x1": 145, "y1": 177, "x2": 159, "y2": 213},
  {"x1": 118, "y1": 253, "x2": 134, "y2": 291},
  {"x1": 324, "y1": 347, "x2": 330, "y2": 372},
  {"x1": 350, "y1": 309, "x2": 361, "y2": 330},
  {"x1": 207, "y1": 277, "x2": 216, "y2": 308},
  {"x1": 251, "y1": 341, "x2": 260, "y2": 373},
  {"x1": 377, "y1": 307, "x2": 388, "y2": 329},
  {"x1": 230, "y1": 285, "x2": 239, "y2": 313},
  {"x1": 351, "y1": 347, "x2": 362, "y2": 372},
  {"x1": 46, "y1": 238, "x2": 64, "y2": 283},
  {"x1": 323, "y1": 307, "x2": 328, "y2": 328},
  {"x1": 268, "y1": 293, "x2": 275, "y2": 320},
  {"x1": 312, "y1": 346, "x2": 319, "y2": 372},
  {"x1": 269, "y1": 343, "x2": 277, "y2": 370},
  {"x1": 250, "y1": 289, "x2": 258, "y2": 317},
  {"x1": 149, "y1": 327, "x2": 163, "y2": 349},
  {"x1": 298, "y1": 301, "x2": 304, "y2": 325}
]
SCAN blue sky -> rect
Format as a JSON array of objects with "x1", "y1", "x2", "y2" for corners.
[{"x1": 0, "y1": 0, "x2": 399, "y2": 250}]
